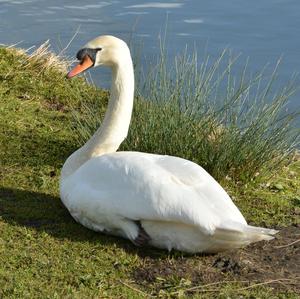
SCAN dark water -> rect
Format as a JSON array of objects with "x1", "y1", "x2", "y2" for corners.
[{"x1": 0, "y1": 0, "x2": 299, "y2": 114}]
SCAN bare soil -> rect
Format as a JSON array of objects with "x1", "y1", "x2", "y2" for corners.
[{"x1": 132, "y1": 225, "x2": 300, "y2": 295}]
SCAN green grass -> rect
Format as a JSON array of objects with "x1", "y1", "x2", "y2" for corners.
[{"x1": 0, "y1": 45, "x2": 299, "y2": 298}]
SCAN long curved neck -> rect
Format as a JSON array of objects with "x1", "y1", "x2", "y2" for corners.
[
  {"x1": 61, "y1": 57, "x2": 134, "y2": 179},
  {"x1": 83, "y1": 60, "x2": 134, "y2": 156}
]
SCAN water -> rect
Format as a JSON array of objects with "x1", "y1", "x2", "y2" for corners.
[{"x1": 0, "y1": 0, "x2": 299, "y2": 115}]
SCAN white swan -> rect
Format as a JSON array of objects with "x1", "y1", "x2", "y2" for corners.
[{"x1": 60, "y1": 35, "x2": 277, "y2": 253}]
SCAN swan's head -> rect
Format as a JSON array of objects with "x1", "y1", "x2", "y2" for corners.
[{"x1": 67, "y1": 35, "x2": 130, "y2": 78}]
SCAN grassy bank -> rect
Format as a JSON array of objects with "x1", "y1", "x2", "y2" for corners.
[{"x1": 0, "y1": 45, "x2": 299, "y2": 298}]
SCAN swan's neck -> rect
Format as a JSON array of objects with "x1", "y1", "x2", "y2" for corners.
[
  {"x1": 62, "y1": 58, "x2": 134, "y2": 179},
  {"x1": 83, "y1": 61, "x2": 134, "y2": 156}
]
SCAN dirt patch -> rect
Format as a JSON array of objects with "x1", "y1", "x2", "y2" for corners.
[
  {"x1": 43, "y1": 100, "x2": 67, "y2": 112},
  {"x1": 132, "y1": 225, "x2": 300, "y2": 295}
]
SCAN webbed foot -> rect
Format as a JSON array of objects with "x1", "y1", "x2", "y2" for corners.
[{"x1": 132, "y1": 220, "x2": 151, "y2": 247}]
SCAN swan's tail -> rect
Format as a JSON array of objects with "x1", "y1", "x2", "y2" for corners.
[{"x1": 207, "y1": 225, "x2": 278, "y2": 253}]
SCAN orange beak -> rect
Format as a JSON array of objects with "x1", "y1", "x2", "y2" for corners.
[{"x1": 66, "y1": 55, "x2": 94, "y2": 79}]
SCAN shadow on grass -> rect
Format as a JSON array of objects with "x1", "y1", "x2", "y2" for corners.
[
  {"x1": 1, "y1": 128, "x2": 76, "y2": 170},
  {"x1": 0, "y1": 187, "x2": 194, "y2": 259}
]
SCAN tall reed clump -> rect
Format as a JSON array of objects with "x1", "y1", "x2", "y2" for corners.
[{"x1": 72, "y1": 42, "x2": 299, "y2": 183}]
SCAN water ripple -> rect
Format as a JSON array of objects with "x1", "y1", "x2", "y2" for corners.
[
  {"x1": 64, "y1": 2, "x2": 114, "y2": 10},
  {"x1": 126, "y1": 2, "x2": 184, "y2": 9},
  {"x1": 184, "y1": 19, "x2": 204, "y2": 24},
  {"x1": 116, "y1": 11, "x2": 149, "y2": 16}
]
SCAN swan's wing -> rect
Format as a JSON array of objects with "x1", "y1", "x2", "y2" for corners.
[
  {"x1": 61, "y1": 152, "x2": 246, "y2": 235},
  {"x1": 151, "y1": 154, "x2": 246, "y2": 228}
]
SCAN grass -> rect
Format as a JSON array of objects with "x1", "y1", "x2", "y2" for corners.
[
  {"x1": 132, "y1": 47, "x2": 299, "y2": 181},
  {"x1": 0, "y1": 44, "x2": 299, "y2": 298}
]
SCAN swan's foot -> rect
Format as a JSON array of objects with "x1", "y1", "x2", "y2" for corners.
[{"x1": 132, "y1": 221, "x2": 151, "y2": 247}]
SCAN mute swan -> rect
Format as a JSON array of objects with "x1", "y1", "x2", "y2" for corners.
[{"x1": 60, "y1": 35, "x2": 277, "y2": 253}]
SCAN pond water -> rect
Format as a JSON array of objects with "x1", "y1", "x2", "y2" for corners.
[{"x1": 0, "y1": 0, "x2": 299, "y2": 115}]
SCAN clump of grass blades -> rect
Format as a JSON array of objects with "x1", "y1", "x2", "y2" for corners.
[
  {"x1": 72, "y1": 45, "x2": 299, "y2": 182},
  {"x1": 4, "y1": 41, "x2": 70, "y2": 73}
]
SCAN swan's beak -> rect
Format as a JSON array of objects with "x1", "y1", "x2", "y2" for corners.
[{"x1": 66, "y1": 55, "x2": 94, "y2": 79}]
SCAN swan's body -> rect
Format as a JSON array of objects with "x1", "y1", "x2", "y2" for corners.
[{"x1": 60, "y1": 35, "x2": 277, "y2": 253}]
